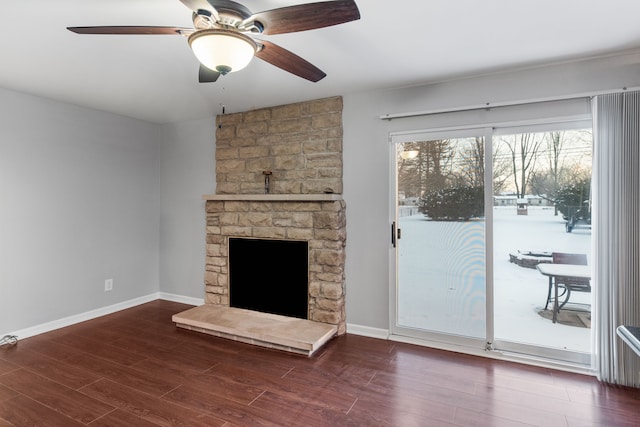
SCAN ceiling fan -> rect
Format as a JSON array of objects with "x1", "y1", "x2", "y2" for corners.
[{"x1": 67, "y1": 0, "x2": 360, "y2": 83}]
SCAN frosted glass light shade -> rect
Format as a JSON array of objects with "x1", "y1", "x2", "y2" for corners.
[{"x1": 188, "y1": 29, "x2": 257, "y2": 74}]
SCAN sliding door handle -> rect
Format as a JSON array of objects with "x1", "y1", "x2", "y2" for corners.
[
  {"x1": 391, "y1": 222, "x2": 401, "y2": 247},
  {"x1": 391, "y1": 222, "x2": 396, "y2": 247}
]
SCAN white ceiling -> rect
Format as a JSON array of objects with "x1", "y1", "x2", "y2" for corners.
[{"x1": 2, "y1": 0, "x2": 640, "y2": 123}]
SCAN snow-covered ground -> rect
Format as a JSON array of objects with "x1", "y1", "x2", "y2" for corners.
[{"x1": 398, "y1": 206, "x2": 591, "y2": 353}]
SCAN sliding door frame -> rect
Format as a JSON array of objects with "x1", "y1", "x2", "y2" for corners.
[
  {"x1": 387, "y1": 112, "x2": 594, "y2": 367},
  {"x1": 388, "y1": 127, "x2": 494, "y2": 352}
]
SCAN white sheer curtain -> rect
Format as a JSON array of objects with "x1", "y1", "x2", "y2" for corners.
[{"x1": 594, "y1": 91, "x2": 640, "y2": 387}]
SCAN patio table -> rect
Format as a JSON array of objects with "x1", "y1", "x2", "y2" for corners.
[{"x1": 537, "y1": 263, "x2": 591, "y2": 323}]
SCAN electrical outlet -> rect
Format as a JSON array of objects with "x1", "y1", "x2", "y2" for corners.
[{"x1": 104, "y1": 279, "x2": 113, "y2": 292}]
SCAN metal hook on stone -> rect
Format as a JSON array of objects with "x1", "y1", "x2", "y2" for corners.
[{"x1": 262, "y1": 170, "x2": 272, "y2": 194}]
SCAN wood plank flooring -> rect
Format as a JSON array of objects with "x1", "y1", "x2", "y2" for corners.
[{"x1": 1, "y1": 300, "x2": 639, "y2": 426}]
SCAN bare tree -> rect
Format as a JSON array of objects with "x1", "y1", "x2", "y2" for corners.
[
  {"x1": 454, "y1": 136, "x2": 519, "y2": 195},
  {"x1": 547, "y1": 131, "x2": 563, "y2": 193},
  {"x1": 397, "y1": 142, "x2": 422, "y2": 198},
  {"x1": 531, "y1": 131, "x2": 565, "y2": 214},
  {"x1": 530, "y1": 130, "x2": 593, "y2": 213},
  {"x1": 397, "y1": 140, "x2": 454, "y2": 199},
  {"x1": 423, "y1": 139, "x2": 455, "y2": 194},
  {"x1": 500, "y1": 133, "x2": 545, "y2": 198},
  {"x1": 457, "y1": 137, "x2": 484, "y2": 187},
  {"x1": 492, "y1": 141, "x2": 511, "y2": 194}
]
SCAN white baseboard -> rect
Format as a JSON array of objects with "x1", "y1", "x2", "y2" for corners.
[
  {"x1": 4, "y1": 292, "x2": 207, "y2": 341},
  {"x1": 7, "y1": 293, "x2": 160, "y2": 340},
  {"x1": 346, "y1": 323, "x2": 389, "y2": 339},
  {"x1": 158, "y1": 292, "x2": 204, "y2": 306},
  {"x1": 7, "y1": 297, "x2": 390, "y2": 346}
]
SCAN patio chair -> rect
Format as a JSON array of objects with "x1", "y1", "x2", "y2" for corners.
[{"x1": 545, "y1": 252, "x2": 591, "y2": 311}]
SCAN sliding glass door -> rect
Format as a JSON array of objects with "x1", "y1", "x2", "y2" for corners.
[
  {"x1": 391, "y1": 123, "x2": 593, "y2": 364},
  {"x1": 392, "y1": 129, "x2": 491, "y2": 348},
  {"x1": 492, "y1": 127, "x2": 592, "y2": 364}
]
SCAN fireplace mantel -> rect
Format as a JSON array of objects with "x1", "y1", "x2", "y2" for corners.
[{"x1": 203, "y1": 194, "x2": 343, "y2": 202}]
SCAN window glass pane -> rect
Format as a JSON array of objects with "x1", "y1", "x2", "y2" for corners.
[
  {"x1": 493, "y1": 128, "x2": 592, "y2": 354},
  {"x1": 397, "y1": 136, "x2": 486, "y2": 338}
]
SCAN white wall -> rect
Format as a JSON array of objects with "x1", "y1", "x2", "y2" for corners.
[
  {"x1": 0, "y1": 88, "x2": 160, "y2": 335},
  {"x1": 159, "y1": 118, "x2": 215, "y2": 300},
  {"x1": 5, "y1": 50, "x2": 640, "y2": 338},
  {"x1": 342, "y1": 51, "x2": 640, "y2": 330}
]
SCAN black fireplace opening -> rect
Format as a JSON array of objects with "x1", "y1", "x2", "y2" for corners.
[{"x1": 229, "y1": 238, "x2": 309, "y2": 319}]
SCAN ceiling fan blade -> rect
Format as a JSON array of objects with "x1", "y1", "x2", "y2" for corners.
[
  {"x1": 248, "y1": 0, "x2": 360, "y2": 35},
  {"x1": 67, "y1": 26, "x2": 193, "y2": 36},
  {"x1": 199, "y1": 65, "x2": 221, "y2": 83},
  {"x1": 255, "y1": 40, "x2": 326, "y2": 82}
]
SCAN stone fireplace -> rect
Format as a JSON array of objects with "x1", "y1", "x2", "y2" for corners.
[
  {"x1": 204, "y1": 193, "x2": 346, "y2": 334},
  {"x1": 173, "y1": 96, "x2": 347, "y2": 353}
]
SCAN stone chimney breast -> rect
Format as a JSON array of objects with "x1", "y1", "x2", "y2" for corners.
[{"x1": 204, "y1": 97, "x2": 347, "y2": 334}]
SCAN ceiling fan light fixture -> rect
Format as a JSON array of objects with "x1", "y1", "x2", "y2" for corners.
[{"x1": 188, "y1": 29, "x2": 257, "y2": 75}]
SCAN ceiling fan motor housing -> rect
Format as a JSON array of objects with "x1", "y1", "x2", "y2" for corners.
[{"x1": 188, "y1": 29, "x2": 257, "y2": 73}]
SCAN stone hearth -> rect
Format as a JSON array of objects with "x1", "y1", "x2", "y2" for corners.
[{"x1": 172, "y1": 305, "x2": 337, "y2": 356}]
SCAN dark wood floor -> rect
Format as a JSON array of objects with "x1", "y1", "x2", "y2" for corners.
[{"x1": 1, "y1": 300, "x2": 639, "y2": 426}]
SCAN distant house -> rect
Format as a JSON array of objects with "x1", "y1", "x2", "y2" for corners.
[{"x1": 493, "y1": 194, "x2": 552, "y2": 207}]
